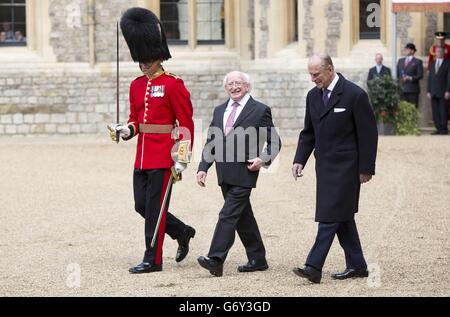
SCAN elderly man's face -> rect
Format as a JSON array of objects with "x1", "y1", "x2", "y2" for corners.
[
  {"x1": 436, "y1": 47, "x2": 444, "y2": 59},
  {"x1": 308, "y1": 61, "x2": 334, "y2": 89},
  {"x1": 225, "y1": 73, "x2": 250, "y2": 102}
]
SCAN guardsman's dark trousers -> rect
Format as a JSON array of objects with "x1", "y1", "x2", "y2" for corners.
[{"x1": 133, "y1": 169, "x2": 187, "y2": 265}]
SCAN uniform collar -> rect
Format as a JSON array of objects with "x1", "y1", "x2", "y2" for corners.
[{"x1": 145, "y1": 67, "x2": 165, "y2": 81}]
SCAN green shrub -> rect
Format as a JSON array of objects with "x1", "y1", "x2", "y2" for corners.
[
  {"x1": 367, "y1": 75, "x2": 401, "y2": 124},
  {"x1": 394, "y1": 101, "x2": 420, "y2": 135}
]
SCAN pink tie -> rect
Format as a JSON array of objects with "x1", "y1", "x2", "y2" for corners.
[{"x1": 225, "y1": 102, "x2": 239, "y2": 135}]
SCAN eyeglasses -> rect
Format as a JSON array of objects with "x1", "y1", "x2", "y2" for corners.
[{"x1": 226, "y1": 81, "x2": 246, "y2": 87}]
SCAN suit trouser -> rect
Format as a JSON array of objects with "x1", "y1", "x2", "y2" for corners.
[
  {"x1": 207, "y1": 184, "x2": 266, "y2": 262},
  {"x1": 305, "y1": 220, "x2": 367, "y2": 271},
  {"x1": 133, "y1": 169, "x2": 187, "y2": 265},
  {"x1": 431, "y1": 97, "x2": 449, "y2": 133},
  {"x1": 401, "y1": 93, "x2": 419, "y2": 109}
]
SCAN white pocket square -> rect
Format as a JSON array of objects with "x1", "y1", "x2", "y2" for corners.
[{"x1": 334, "y1": 108, "x2": 346, "y2": 113}]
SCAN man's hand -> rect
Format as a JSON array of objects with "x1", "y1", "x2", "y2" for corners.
[
  {"x1": 360, "y1": 174, "x2": 372, "y2": 184},
  {"x1": 107, "y1": 123, "x2": 130, "y2": 142},
  {"x1": 445, "y1": 92, "x2": 450, "y2": 100},
  {"x1": 292, "y1": 163, "x2": 304, "y2": 180},
  {"x1": 247, "y1": 158, "x2": 263, "y2": 172},
  {"x1": 427, "y1": 92, "x2": 432, "y2": 99},
  {"x1": 196, "y1": 171, "x2": 207, "y2": 187}
]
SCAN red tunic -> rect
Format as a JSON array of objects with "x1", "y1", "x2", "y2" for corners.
[
  {"x1": 126, "y1": 72, "x2": 194, "y2": 170},
  {"x1": 428, "y1": 44, "x2": 450, "y2": 66}
]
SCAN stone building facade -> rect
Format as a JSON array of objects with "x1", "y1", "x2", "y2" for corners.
[{"x1": 0, "y1": 0, "x2": 447, "y2": 137}]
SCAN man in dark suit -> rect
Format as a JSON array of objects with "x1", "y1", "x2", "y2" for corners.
[
  {"x1": 397, "y1": 43, "x2": 424, "y2": 108},
  {"x1": 427, "y1": 46, "x2": 450, "y2": 135},
  {"x1": 367, "y1": 53, "x2": 391, "y2": 83},
  {"x1": 196, "y1": 71, "x2": 281, "y2": 277},
  {"x1": 292, "y1": 54, "x2": 378, "y2": 284}
]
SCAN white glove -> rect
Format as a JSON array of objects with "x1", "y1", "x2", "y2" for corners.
[
  {"x1": 174, "y1": 161, "x2": 187, "y2": 174},
  {"x1": 114, "y1": 123, "x2": 130, "y2": 137},
  {"x1": 108, "y1": 123, "x2": 130, "y2": 141}
]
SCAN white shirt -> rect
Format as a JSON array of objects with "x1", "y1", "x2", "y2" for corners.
[
  {"x1": 223, "y1": 93, "x2": 250, "y2": 131},
  {"x1": 324, "y1": 73, "x2": 340, "y2": 99},
  {"x1": 376, "y1": 64, "x2": 383, "y2": 74}
]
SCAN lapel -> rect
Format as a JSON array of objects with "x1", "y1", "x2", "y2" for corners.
[
  {"x1": 232, "y1": 96, "x2": 256, "y2": 128},
  {"x1": 320, "y1": 74, "x2": 344, "y2": 120},
  {"x1": 217, "y1": 102, "x2": 228, "y2": 133}
]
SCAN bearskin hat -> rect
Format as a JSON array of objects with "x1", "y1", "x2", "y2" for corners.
[{"x1": 120, "y1": 7, "x2": 172, "y2": 63}]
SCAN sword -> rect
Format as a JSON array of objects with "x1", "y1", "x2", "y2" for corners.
[
  {"x1": 150, "y1": 173, "x2": 174, "y2": 248},
  {"x1": 115, "y1": 21, "x2": 120, "y2": 144}
]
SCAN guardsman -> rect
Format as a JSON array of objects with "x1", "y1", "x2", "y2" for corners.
[
  {"x1": 428, "y1": 32, "x2": 450, "y2": 67},
  {"x1": 108, "y1": 7, "x2": 195, "y2": 274}
]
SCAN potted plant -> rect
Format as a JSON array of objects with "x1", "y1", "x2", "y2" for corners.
[{"x1": 367, "y1": 75, "x2": 401, "y2": 135}]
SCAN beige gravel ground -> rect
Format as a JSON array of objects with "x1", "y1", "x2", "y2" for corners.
[{"x1": 0, "y1": 134, "x2": 449, "y2": 297}]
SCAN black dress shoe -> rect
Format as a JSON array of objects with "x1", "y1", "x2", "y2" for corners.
[
  {"x1": 175, "y1": 226, "x2": 196, "y2": 263},
  {"x1": 128, "y1": 262, "x2": 162, "y2": 274},
  {"x1": 331, "y1": 268, "x2": 369, "y2": 280},
  {"x1": 238, "y1": 259, "x2": 269, "y2": 272},
  {"x1": 197, "y1": 256, "x2": 223, "y2": 277},
  {"x1": 293, "y1": 266, "x2": 321, "y2": 284}
]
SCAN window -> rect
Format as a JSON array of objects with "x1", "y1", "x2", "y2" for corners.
[
  {"x1": 444, "y1": 13, "x2": 450, "y2": 34},
  {"x1": 0, "y1": 0, "x2": 26, "y2": 47},
  {"x1": 159, "y1": 0, "x2": 228, "y2": 47},
  {"x1": 359, "y1": 0, "x2": 380, "y2": 40},
  {"x1": 293, "y1": 0, "x2": 298, "y2": 42},
  {"x1": 160, "y1": 0, "x2": 188, "y2": 44},
  {"x1": 196, "y1": 0, "x2": 224, "y2": 45}
]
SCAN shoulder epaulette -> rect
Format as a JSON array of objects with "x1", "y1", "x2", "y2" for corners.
[{"x1": 165, "y1": 72, "x2": 181, "y2": 80}]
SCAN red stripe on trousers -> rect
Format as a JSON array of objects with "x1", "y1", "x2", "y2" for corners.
[{"x1": 154, "y1": 169, "x2": 171, "y2": 265}]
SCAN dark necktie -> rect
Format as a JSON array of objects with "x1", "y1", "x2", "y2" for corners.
[{"x1": 322, "y1": 89, "x2": 330, "y2": 108}]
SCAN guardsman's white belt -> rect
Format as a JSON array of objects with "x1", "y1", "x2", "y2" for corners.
[{"x1": 139, "y1": 124, "x2": 174, "y2": 134}]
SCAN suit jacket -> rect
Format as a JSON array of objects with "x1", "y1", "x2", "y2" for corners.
[
  {"x1": 293, "y1": 74, "x2": 378, "y2": 223},
  {"x1": 367, "y1": 65, "x2": 391, "y2": 82},
  {"x1": 397, "y1": 57, "x2": 424, "y2": 93},
  {"x1": 198, "y1": 97, "x2": 281, "y2": 189},
  {"x1": 427, "y1": 59, "x2": 450, "y2": 98}
]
